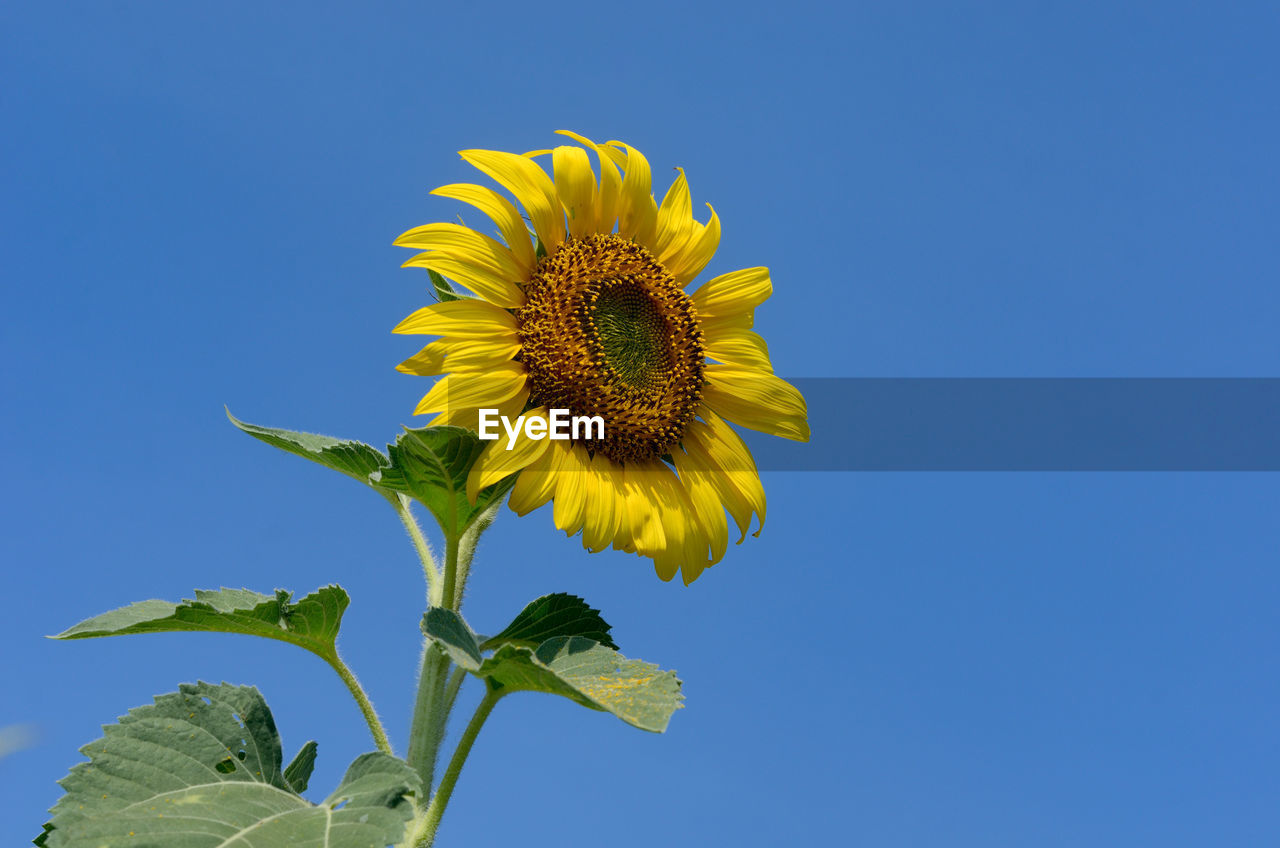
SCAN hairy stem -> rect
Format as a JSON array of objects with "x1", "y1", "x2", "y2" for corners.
[
  {"x1": 440, "y1": 535, "x2": 460, "y2": 615},
  {"x1": 395, "y1": 495, "x2": 442, "y2": 606},
  {"x1": 406, "y1": 643, "x2": 451, "y2": 796},
  {"x1": 410, "y1": 689, "x2": 501, "y2": 847},
  {"x1": 325, "y1": 651, "x2": 393, "y2": 756},
  {"x1": 451, "y1": 501, "x2": 499, "y2": 610},
  {"x1": 441, "y1": 666, "x2": 467, "y2": 720},
  {"x1": 407, "y1": 526, "x2": 459, "y2": 798}
]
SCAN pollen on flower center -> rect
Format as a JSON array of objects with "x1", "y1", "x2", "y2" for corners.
[{"x1": 516, "y1": 234, "x2": 705, "y2": 464}]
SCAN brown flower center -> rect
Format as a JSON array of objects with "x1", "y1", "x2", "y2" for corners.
[{"x1": 516, "y1": 234, "x2": 705, "y2": 464}]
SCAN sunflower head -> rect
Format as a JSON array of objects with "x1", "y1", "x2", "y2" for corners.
[{"x1": 394, "y1": 131, "x2": 808, "y2": 584}]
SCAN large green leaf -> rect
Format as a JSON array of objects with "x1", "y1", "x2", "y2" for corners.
[
  {"x1": 422, "y1": 611, "x2": 682, "y2": 733},
  {"x1": 226, "y1": 410, "x2": 394, "y2": 499},
  {"x1": 481, "y1": 637, "x2": 683, "y2": 732},
  {"x1": 53, "y1": 586, "x2": 349, "y2": 663},
  {"x1": 481, "y1": 593, "x2": 618, "y2": 651},
  {"x1": 373, "y1": 426, "x2": 515, "y2": 535},
  {"x1": 38, "y1": 682, "x2": 418, "y2": 847}
]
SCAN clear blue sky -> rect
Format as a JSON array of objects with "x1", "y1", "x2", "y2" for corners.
[{"x1": 3, "y1": 2, "x2": 1278, "y2": 845}]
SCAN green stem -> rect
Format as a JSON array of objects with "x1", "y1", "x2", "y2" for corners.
[
  {"x1": 451, "y1": 502, "x2": 499, "y2": 610},
  {"x1": 441, "y1": 666, "x2": 467, "y2": 719},
  {"x1": 325, "y1": 651, "x2": 393, "y2": 756},
  {"x1": 407, "y1": 528, "x2": 460, "y2": 797},
  {"x1": 409, "y1": 689, "x2": 501, "y2": 848},
  {"x1": 440, "y1": 534, "x2": 460, "y2": 615},
  {"x1": 406, "y1": 644, "x2": 451, "y2": 795},
  {"x1": 395, "y1": 494, "x2": 442, "y2": 606}
]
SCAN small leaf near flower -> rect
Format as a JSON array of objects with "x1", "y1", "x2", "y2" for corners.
[
  {"x1": 481, "y1": 592, "x2": 618, "y2": 651},
  {"x1": 421, "y1": 603, "x2": 681, "y2": 733},
  {"x1": 421, "y1": 607, "x2": 484, "y2": 671},
  {"x1": 374, "y1": 426, "x2": 516, "y2": 537}
]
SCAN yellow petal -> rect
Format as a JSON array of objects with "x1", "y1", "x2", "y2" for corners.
[
  {"x1": 430, "y1": 384, "x2": 529, "y2": 429},
  {"x1": 703, "y1": 367, "x2": 809, "y2": 441},
  {"x1": 690, "y1": 266, "x2": 771, "y2": 318},
  {"x1": 605, "y1": 465, "x2": 634, "y2": 551},
  {"x1": 413, "y1": 363, "x2": 527, "y2": 416},
  {"x1": 393, "y1": 299, "x2": 518, "y2": 339},
  {"x1": 396, "y1": 340, "x2": 450, "y2": 376},
  {"x1": 672, "y1": 450, "x2": 729, "y2": 565},
  {"x1": 700, "y1": 312, "x2": 754, "y2": 334},
  {"x1": 699, "y1": 411, "x2": 769, "y2": 535},
  {"x1": 552, "y1": 442, "x2": 590, "y2": 536},
  {"x1": 607, "y1": 140, "x2": 658, "y2": 249},
  {"x1": 400, "y1": 253, "x2": 524, "y2": 308},
  {"x1": 508, "y1": 438, "x2": 564, "y2": 516},
  {"x1": 667, "y1": 204, "x2": 720, "y2": 284},
  {"x1": 553, "y1": 145, "x2": 597, "y2": 240},
  {"x1": 459, "y1": 148, "x2": 564, "y2": 255},
  {"x1": 466, "y1": 406, "x2": 552, "y2": 502},
  {"x1": 595, "y1": 142, "x2": 628, "y2": 171},
  {"x1": 682, "y1": 420, "x2": 766, "y2": 542},
  {"x1": 704, "y1": 327, "x2": 774, "y2": 373},
  {"x1": 655, "y1": 167, "x2": 693, "y2": 259},
  {"x1": 592, "y1": 147, "x2": 622, "y2": 233},
  {"x1": 399, "y1": 337, "x2": 521, "y2": 377},
  {"x1": 440, "y1": 338, "x2": 522, "y2": 370},
  {"x1": 580, "y1": 452, "x2": 622, "y2": 553},
  {"x1": 430, "y1": 183, "x2": 536, "y2": 271},
  {"x1": 643, "y1": 464, "x2": 705, "y2": 583},
  {"x1": 667, "y1": 471, "x2": 713, "y2": 584},
  {"x1": 621, "y1": 464, "x2": 666, "y2": 558},
  {"x1": 395, "y1": 222, "x2": 525, "y2": 281},
  {"x1": 558, "y1": 130, "x2": 626, "y2": 235}
]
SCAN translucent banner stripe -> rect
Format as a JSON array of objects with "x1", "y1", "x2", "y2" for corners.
[
  {"x1": 742, "y1": 378, "x2": 1280, "y2": 471},
  {"x1": 433, "y1": 378, "x2": 1280, "y2": 471}
]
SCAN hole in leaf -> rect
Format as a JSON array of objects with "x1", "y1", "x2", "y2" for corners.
[
  {"x1": 215, "y1": 757, "x2": 237, "y2": 774},
  {"x1": 236, "y1": 750, "x2": 247, "y2": 761}
]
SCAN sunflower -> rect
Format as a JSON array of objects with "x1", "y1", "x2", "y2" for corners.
[{"x1": 393, "y1": 131, "x2": 808, "y2": 584}]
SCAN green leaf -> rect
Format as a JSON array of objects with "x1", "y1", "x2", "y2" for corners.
[
  {"x1": 283, "y1": 740, "x2": 318, "y2": 794},
  {"x1": 226, "y1": 409, "x2": 393, "y2": 499},
  {"x1": 373, "y1": 426, "x2": 515, "y2": 536},
  {"x1": 39, "y1": 682, "x2": 418, "y2": 847},
  {"x1": 481, "y1": 593, "x2": 618, "y2": 651},
  {"x1": 483, "y1": 637, "x2": 682, "y2": 733},
  {"x1": 53, "y1": 586, "x2": 349, "y2": 663},
  {"x1": 229, "y1": 413, "x2": 515, "y2": 540},
  {"x1": 421, "y1": 607, "x2": 483, "y2": 670},
  {"x1": 428, "y1": 268, "x2": 461, "y2": 302}
]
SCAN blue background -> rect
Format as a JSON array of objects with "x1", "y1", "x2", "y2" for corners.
[{"x1": 3, "y1": 2, "x2": 1278, "y2": 845}]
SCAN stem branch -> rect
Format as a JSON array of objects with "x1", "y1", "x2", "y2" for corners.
[
  {"x1": 325, "y1": 651, "x2": 393, "y2": 756},
  {"x1": 406, "y1": 644, "x2": 450, "y2": 795},
  {"x1": 410, "y1": 689, "x2": 500, "y2": 847},
  {"x1": 395, "y1": 495, "x2": 442, "y2": 605}
]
